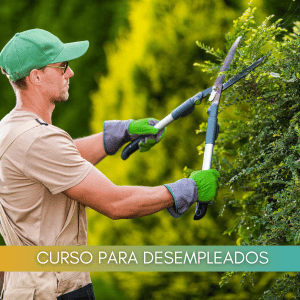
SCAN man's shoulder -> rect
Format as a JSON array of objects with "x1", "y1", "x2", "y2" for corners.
[
  {"x1": 0, "y1": 110, "x2": 74, "y2": 152},
  {"x1": 0, "y1": 109, "x2": 39, "y2": 125}
]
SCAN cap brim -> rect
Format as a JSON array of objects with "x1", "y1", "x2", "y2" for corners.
[{"x1": 52, "y1": 40, "x2": 89, "y2": 63}]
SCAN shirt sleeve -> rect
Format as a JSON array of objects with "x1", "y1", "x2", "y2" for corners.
[{"x1": 23, "y1": 126, "x2": 93, "y2": 195}]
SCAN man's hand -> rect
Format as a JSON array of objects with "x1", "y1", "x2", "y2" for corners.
[
  {"x1": 164, "y1": 169, "x2": 220, "y2": 218},
  {"x1": 189, "y1": 169, "x2": 220, "y2": 203},
  {"x1": 103, "y1": 118, "x2": 166, "y2": 155},
  {"x1": 128, "y1": 118, "x2": 165, "y2": 153}
]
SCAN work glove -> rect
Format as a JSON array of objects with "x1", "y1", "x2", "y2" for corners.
[
  {"x1": 164, "y1": 169, "x2": 220, "y2": 218},
  {"x1": 103, "y1": 118, "x2": 166, "y2": 155}
]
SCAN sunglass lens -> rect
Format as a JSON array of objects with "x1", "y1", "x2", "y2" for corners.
[{"x1": 64, "y1": 62, "x2": 69, "y2": 73}]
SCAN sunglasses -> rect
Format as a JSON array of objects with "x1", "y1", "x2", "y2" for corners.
[{"x1": 46, "y1": 61, "x2": 69, "y2": 73}]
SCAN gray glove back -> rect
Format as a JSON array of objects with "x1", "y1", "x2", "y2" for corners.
[
  {"x1": 103, "y1": 120, "x2": 131, "y2": 155},
  {"x1": 164, "y1": 178, "x2": 198, "y2": 218},
  {"x1": 165, "y1": 169, "x2": 220, "y2": 218},
  {"x1": 103, "y1": 118, "x2": 165, "y2": 155}
]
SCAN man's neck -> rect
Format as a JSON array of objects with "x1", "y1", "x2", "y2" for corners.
[{"x1": 15, "y1": 91, "x2": 54, "y2": 124}]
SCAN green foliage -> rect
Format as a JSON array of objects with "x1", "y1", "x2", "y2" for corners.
[
  {"x1": 197, "y1": 3, "x2": 300, "y2": 298},
  {"x1": 91, "y1": 274, "x2": 130, "y2": 300},
  {"x1": 260, "y1": 273, "x2": 300, "y2": 300}
]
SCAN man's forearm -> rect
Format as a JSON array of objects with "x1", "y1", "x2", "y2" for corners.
[
  {"x1": 74, "y1": 132, "x2": 107, "y2": 165},
  {"x1": 64, "y1": 168, "x2": 175, "y2": 219},
  {"x1": 109, "y1": 185, "x2": 174, "y2": 219}
]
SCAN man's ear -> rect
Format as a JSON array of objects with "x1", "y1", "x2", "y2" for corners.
[{"x1": 28, "y1": 69, "x2": 42, "y2": 85}]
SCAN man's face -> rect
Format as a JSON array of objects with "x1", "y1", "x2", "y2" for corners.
[{"x1": 42, "y1": 62, "x2": 74, "y2": 104}]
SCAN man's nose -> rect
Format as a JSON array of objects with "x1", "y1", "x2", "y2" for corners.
[{"x1": 65, "y1": 66, "x2": 74, "y2": 78}]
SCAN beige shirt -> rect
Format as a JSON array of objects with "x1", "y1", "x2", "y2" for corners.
[
  {"x1": 0, "y1": 109, "x2": 93, "y2": 246},
  {"x1": 0, "y1": 110, "x2": 93, "y2": 246},
  {"x1": 0, "y1": 110, "x2": 95, "y2": 298}
]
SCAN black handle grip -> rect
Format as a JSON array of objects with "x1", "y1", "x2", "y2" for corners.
[
  {"x1": 121, "y1": 138, "x2": 142, "y2": 160},
  {"x1": 193, "y1": 202, "x2": 209, "y2": 220},
  {"x1": 171, "y1": 98, "x2": 196, "y2": 120}
]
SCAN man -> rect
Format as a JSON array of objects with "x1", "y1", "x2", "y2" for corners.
[{"x1": 0, "y1": 29, "x2": 219, "y2": 300}]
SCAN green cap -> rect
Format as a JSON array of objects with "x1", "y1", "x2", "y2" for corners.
[{"x1": 0, "y1": 29, "x2": 89, "y2": 81}]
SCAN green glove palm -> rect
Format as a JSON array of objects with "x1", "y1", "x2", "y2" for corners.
[
  {"x1": 128, "y1": 118, "x2": 166, "y2": 152},
  {"x1": 189, "y1": 169, "x2": 220, "y2": 202}
]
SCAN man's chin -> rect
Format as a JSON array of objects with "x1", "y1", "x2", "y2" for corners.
[{"x1": 52, "y1": 94, "x2": 69, "y2": 104}]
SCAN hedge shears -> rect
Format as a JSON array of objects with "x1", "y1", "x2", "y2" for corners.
[{"x1": 121, "y1": 36, "x2": 266, "y2": 220}]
